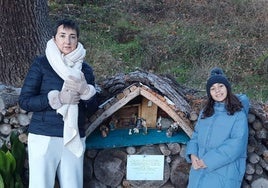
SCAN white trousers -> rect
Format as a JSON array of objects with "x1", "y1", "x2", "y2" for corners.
[{"x1": 28, "y1": 133, "x2": 86, "y2": 188}]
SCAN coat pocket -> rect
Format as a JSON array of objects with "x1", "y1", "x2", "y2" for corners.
[{"x1": 28, "y1": 133, "x2": 51, "y2": 158}]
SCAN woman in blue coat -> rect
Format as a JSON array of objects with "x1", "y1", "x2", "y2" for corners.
[{"x1": 186, "y1": 67, "x2": 249, "y2": 188}]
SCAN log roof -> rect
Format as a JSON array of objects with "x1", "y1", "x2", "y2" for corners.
[{"x1": 85, "y1": 70, "x2": 198, "y2": 137}]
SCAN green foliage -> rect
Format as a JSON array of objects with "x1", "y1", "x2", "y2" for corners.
[
  {"x1": 111, "y1": 40, "x2": 143, "y2": 67},
  {"x1": 0, "y1": 132, "x2": 26, "y2": 188},
  {"x1": 49, "y1": 0, "x2": 268, "y2": 102},
  {"x1": 0, "y1": 175, "x2": 4, "y2": 188},
  {"x1": 0, "y1": 150, "x2": 15, "y2": 187}
]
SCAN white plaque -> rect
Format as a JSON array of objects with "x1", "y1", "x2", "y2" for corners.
[{"x1": 126, "y1": 155, "x2": 164, "y2": 180}]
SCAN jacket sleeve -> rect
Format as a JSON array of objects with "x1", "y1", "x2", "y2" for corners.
[
  {"x1": 202, "y1": 112, "x2": 248, "y2": 172},
  {"x1": 185, "y1": 114, "x2": 202, "y2": 163},
  {"x1": 81, "y1": 63, "x2": 99, "y2": 117},
  {"x1": 19, "y1": 58, "x2": 50, "y2": 112},
  {"x1": 83, "y1": 62, "x2": 95, "y2": 86}
]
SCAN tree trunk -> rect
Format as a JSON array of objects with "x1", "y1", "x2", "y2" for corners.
[{"x1": 0, "y1": 0, "x2": 51, "y2": 87}]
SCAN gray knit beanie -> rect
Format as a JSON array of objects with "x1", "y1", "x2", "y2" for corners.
[{"x1": 206, "y1": 67, "x2": 231, "y2": 97}]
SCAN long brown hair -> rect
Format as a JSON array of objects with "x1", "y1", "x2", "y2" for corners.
[{"x1": 202, "y1": 90, "x2": 243, "y2": 119}]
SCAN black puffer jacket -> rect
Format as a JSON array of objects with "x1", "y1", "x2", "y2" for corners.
[{"x1": 19, "y1": 56, "x2": 98, "y2": 137}]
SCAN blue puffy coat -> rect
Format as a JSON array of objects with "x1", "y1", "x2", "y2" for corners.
[
  {"x1": 19, "y1": 56, "x2": 98, "y2": 138},
  {"x1": 186, "y1": 95, "x2": 249, "y2": 188}
]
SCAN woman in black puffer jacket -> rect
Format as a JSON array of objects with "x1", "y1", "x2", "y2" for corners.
[{"x1": 19, "y1": 19, "x2": 98, "y2": 188}]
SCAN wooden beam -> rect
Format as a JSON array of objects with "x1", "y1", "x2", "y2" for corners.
[
  {"x1": 86, "y1": 87, "x2": 141, "y2": 136},
  {"x1": 140, "y1": 88, "x2": 193, "y2": 137}
]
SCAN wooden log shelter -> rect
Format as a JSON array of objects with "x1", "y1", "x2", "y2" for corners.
[{"x1": 85, "y1": 70, "x2": 198, "y2": 149}]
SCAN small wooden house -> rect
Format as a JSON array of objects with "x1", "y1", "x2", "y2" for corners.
[{"x1": 85, "y1": 70, "x2": 198, "y2": 149}]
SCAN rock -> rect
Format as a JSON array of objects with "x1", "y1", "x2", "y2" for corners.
[
  {"x1": 246, "y1": 163, "x2": 255, "y2": 175},
  {"x1": 248, "y1": 113, "x2": 256, "y2": 124},
  {"x1": 252, "y1": 120, "x2": 263, "y2": 131},
  {"x1": 256, "y1": 128, "x2": 267, "y2": 140},
  {"x1": 137, "y1": 145, "x2": 162, "y2": 155},
  {"x1": 0, "y1": 123, "x2": 12, "y2": 137},
  {"x1": 167, "y1": 143, "x2": 181, "y2": 155},
  {"x1": 17, "y1": 113, "x2": 31, "y2": 126},
  {"x1": 83, "y1": 156, "x2": 93, "y2": 184},
  {"x1": 85, "y1": 178, "x2": 107, "y2": 188},
  {"x1": 248, "y1": 153, "x2": 260, "y2": 164},
  {"x1": 251, "y1": 177, "x2": 268, "y2": 188},
  {"x1": 18, "y1": 133, "x2": 28, "y2": 144},
  {"x1": 170, "y1": 157, "x2": 190, "y2": 188},
  {"x1": 179, "y1": 145, "x2": 187, "y2": 158},
  {"x1": 255, "y1": 164, "x2": 263, "y2": 175},
  {"x1": 126, "y1": 146, "x2": 136, "y2": 155},
  {"x1": 159, "y1": 144, "x2": 171, "y2": 156},
  {"x1": 94, "y1": 149, "x2": 127, "y2": 187}
]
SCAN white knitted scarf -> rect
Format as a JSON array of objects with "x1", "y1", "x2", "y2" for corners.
[{"x1": 46, "y1": 38, "x2": 86, "y2": 157}]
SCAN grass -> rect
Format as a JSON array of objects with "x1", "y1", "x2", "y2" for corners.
[{"x1": 48, "y1": 0, "x2": 268, "y2": 102}]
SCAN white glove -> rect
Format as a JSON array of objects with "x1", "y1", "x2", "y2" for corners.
[
  {"x1": 65, "y1": 74, "x2": 88, "y2": 95},
  {"x1": 48, "y1": 89, "x2": 80, "y2": 109},
  {"x1": 59, "y1": 89, "x2": 80, "y2": 105}
]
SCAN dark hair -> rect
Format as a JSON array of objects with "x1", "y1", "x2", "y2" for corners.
[
  {"x1": 52, "y1": 19, "x2": 80, "y2": 38},
  {"x1": 202, "y1": 90, "x2": 243, "y2": 118}
]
